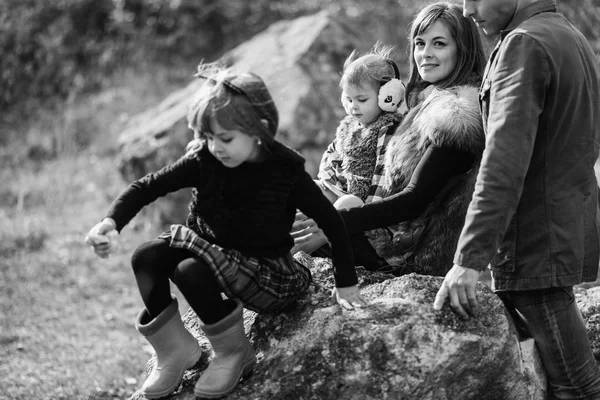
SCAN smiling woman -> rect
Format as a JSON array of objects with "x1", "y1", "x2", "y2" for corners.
[
  {"x1": 413, "y1": 20, "x2": 458, "y2": 84},
  {"x1": 292, "y1": 2, "x2": 488, "y2": 277}
]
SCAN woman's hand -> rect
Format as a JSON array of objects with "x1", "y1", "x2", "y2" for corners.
[
  {"x1": 331, "y1": 285, "x2": 368, "y2": 310},
  {"x1": 290, "y1": 211, "x2": 328, "y2": 254},
  {"x1": 84, "y1": 218, "x2": 119, "y2": 259}
]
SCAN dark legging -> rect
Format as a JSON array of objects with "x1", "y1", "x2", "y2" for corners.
[{"x1": 131, "y1": 239, "x2": 235, "y2": 324}]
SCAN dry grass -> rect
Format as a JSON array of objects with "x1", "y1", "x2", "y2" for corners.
[{"x1": 0, "y1": 63, "x2": 194, "y2": 400}]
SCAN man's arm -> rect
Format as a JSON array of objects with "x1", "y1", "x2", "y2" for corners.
[
  {"x1": 453, "y1": 33, "x2": 549, "y2": 270},
  {"x1": 435, "y1": 34, "x2": 549, "y2": 318}
]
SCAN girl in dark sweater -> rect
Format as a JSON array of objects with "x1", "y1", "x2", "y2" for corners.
[{"x1": 85, "y1": 63, "x2": 365, "y2": 399}]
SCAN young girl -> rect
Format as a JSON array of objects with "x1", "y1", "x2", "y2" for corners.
[
  {"x1": 316, "y1": 43, "x2": 405, "y2": 207},
  {"x1": 85, "y1": 63, "x2": 366, "y2": 399},
  {"x1": 293, "y1": 44, "x2": 406, "y2": 262}
]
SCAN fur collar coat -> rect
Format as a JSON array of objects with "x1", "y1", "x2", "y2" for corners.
[{"x1": 366, "y1": 84, "x2": 485, "y2": 275}]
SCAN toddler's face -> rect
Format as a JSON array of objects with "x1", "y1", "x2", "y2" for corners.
[
  {"x1": 204, "y1": 115, "x2": 261, "y2": 168},
  {"x1": 341, "y1": 83, "x2": 381, "y2": 127}
]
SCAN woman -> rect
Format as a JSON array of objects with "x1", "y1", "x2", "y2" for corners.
[{"x1": 293, "y1": 2, "x2": 487, "y2": 277}]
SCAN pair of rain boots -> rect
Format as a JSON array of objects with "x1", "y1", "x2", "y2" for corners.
[{"x1": 135, "y1": 296, "x2": 255, "y2": 399}]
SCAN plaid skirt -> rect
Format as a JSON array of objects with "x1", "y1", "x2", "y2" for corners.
[{"x1": 158, "y1": 224, "x2": 312, "y2": 313}]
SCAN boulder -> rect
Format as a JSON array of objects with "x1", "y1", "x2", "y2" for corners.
[
  {"x1": 129, "y1": 254, "x2": 551, "y2": 400},
  {"x1": 117, "y1": 11, "x2": 369, "y2": 226},
  {"x1": 575, "y1": 285, "x2": 600, "y2": 363}
]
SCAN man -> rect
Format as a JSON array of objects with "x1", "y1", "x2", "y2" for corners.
[{"x1": 433, "y1": 0, "x2": 600, "y2": 398}]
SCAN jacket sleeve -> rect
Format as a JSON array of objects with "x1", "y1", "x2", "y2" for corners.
[{"x1": 453, "y1": 33, "x2": 548, "y2": 270}]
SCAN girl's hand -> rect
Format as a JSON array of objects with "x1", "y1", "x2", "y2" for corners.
[
  {"x1": 85, "y1": 218, "x2": 118, "y2": 259},
  {"x1": 331, "y1": 285, "x2": 368, "y2": 310}
]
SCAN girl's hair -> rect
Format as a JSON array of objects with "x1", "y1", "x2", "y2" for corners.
[
  {"x1": 405, "y1": 2, "x2": 486, "y2": 101},
  {"x1": 187, "y1": 62, "x2": 279, "y2": 152},
  {"x1": 340, "y1": 42, "x2": 399, "y2": 91}
]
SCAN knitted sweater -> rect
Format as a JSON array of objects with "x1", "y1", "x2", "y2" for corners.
[
  {"x1": 106, "y1": 141, "x2": 358, "y2": 287},
  {"x1": 318, "y1": 112, "x2": 403, "y2": 202}
]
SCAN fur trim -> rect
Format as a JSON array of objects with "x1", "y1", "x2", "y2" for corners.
[
  {"x1": 335, "y1": 112, "x2": 403, "y2": 200},
  {"x1": 383, "y1": 85, "x2": 484, "y2": 194},
  {"x1": 414, "y1": 86, "x2": 484, "y2": 155}
]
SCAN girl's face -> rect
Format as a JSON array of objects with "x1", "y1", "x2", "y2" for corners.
[
  {"x1": 205, "y1": 114, "x2": 261, "y2": 168},
  {"x1": 341, "y1": 82, "x2": 381, "y2": 127},
  {"x1": 413, "y1": 20, "x2": 458, "y2": 84}
]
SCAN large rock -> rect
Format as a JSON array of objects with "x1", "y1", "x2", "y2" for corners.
[
  {"x1": 575, "y1": 285, "x2": 600, "y2": 363},
  {"x1": 129, "y1": 255, "x2": 551, "y2": 400},
  {"x1": 117, "y1": 11, "x2": 369, "y2": 226}
]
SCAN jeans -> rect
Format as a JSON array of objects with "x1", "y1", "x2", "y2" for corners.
[{"x1": 497, "y1": 287, "x2": 600, "y2": 399}]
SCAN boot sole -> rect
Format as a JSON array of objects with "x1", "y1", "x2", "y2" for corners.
[
  {"x1": 143, "y1": 347, "x2": 203, "y2": 399},
  {"x1": 193, "y1": 356, "x2": 256, "y2": 399}
]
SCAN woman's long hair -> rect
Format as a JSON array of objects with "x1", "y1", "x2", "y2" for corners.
[{"x1": 404, "y1": 2, "x2": 486, "y2": 105}]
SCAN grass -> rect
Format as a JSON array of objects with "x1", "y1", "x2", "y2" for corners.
[{"x1": 0, "y1": 62, "x2": 195, "y2": 400}]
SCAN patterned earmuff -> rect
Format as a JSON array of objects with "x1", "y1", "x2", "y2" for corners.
[{"x1": 378, "y1": 59, "x2": 405, "y2": 112}]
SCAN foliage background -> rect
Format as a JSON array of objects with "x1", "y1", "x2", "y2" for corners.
[{"x1": 1, "y1": 1, "x2": 599, "y2": 399}]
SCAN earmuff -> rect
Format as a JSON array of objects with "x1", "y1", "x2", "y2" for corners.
[{"x1": 378, "y1": 59, "x2": 405, "y2": 112}]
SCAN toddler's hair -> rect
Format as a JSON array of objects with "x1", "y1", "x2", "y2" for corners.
[
  {"x1": 340, "y1": 42, "x2": 398, "y2": 91},
  {"x1": 187, "y1": 62, "x2": 279, "y2": 151}
]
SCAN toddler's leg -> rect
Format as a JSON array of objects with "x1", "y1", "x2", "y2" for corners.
[
  {"x1": 131, "y1": 239, "x2": 187, "y2": 317},
  {"x1": 172, "y1": 258, "x2": 236, "y2": 324},
  {"x1": 130, "y1": 239, "x2": 202, "y2": 399},
  {"x1": 334, "y1": 194, "x2": 364, "y2": 209},
  {"x1": 173, "y1": 259, "x2": 255, "y2": 399}
]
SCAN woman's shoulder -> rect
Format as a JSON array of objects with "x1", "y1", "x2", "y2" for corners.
[
  {"x1": 415, "y1": 84, "x2": 484, "y2": 155},
  {"x1": 424, "y1": 83, "x2": 479, "y2": 105}
]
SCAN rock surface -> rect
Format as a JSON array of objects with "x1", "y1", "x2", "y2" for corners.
[
  {"x1": 575, "y1": 285, "x2": 600, "y2": 363},
  {"x1": 128, "y1": 254, "x2": 558, "y2": 400},
  {"x1": 116, "y1": 11, "x2": 369, "y2": 226}
]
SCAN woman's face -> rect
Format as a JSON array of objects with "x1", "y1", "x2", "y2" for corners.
[{"x1": 413, "y1": 20, "x2": 458, "y2": 84}]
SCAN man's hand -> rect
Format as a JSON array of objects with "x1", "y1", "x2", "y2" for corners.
[
  {"x1": 331, "y1": 285, "x2": 368, "y2": 310},
  {"x1": 433, "y1": 264, "x2": 481, "y2": 319}
]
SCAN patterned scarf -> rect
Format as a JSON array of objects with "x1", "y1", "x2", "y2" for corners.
[{"x1": 317, "y1": 111, "x2": 404, "y2": 203}]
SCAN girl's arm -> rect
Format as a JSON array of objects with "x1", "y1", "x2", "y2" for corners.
[
  {"x1": 340, "y1": 146, "x2": 475, "y2": 234},
  {"x1": 292, "y1": 172, "x2": 358, "y2": 288},
  {"x1": 106, "y1": 154, "x2": 200, "y2": 232}
]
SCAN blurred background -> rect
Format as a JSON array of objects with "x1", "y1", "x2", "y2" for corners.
[{"x1": 1, "y1": 0, "x2": 598, "y2": 399}]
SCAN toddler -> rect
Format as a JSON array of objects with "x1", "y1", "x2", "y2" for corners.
[{"x1": 85, "y1": 63, "x2": 366, "y2": 399}]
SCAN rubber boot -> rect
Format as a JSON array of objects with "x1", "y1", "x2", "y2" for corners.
[
  {"x1": 135, "y1": 296, "x2": 202, "y2": 399},
  {"x1": 194, "y1": 299, "x2": 256, "y2": 399}
]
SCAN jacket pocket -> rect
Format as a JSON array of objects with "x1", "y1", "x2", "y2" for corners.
[{"x1": 490, "y1": 215, "x2": 517, "y2": 274}]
